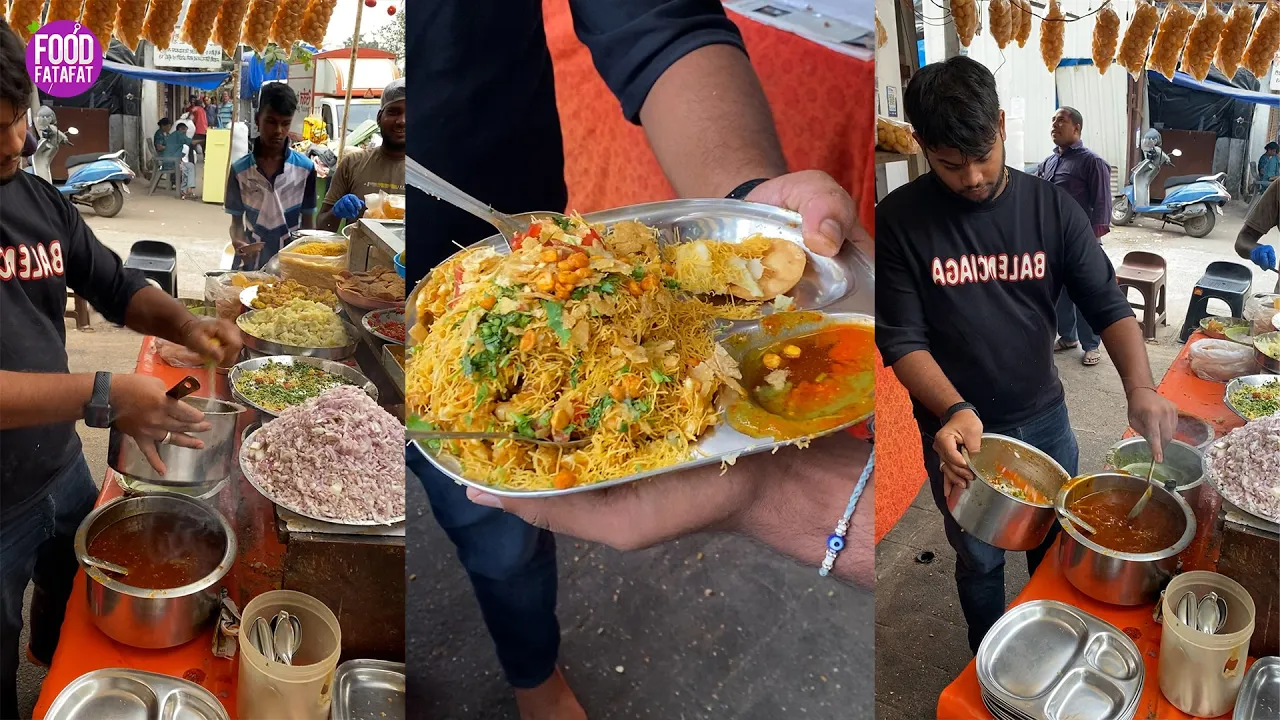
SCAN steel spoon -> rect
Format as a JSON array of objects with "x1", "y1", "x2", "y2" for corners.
[
  {"x1": 1058, "y1": 507, "x2": 1098, "y2": 535},
  {"x1": 270, "y1": 611, "x2": 302, "y2": 664},
  {"x1": 83, "y1": 556, "x2": 129, "y2": 576},
  {"x1": 408, "y1": 429, "x2": 591, "y2": 450},
  {"x1": 1176, "y1": 591, "x2": 1197, "y2": 627},
  {"x1": 1196, "y1": 592, "x2": 1228, "y2": 634},
  {"x1": 250, "y1": 616, "x2": 275, "y2": 660},
  {"x1": 1125, "y1": 456, "x2": 1159, "y2": 523}
]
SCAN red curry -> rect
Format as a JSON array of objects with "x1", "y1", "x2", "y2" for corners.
[
  {"x1": 1069, "y1": 488, "x2": 1184, "y2": 554},
  {"x1": 89, "y1": 513, "x2": 225, "y2": 590}
]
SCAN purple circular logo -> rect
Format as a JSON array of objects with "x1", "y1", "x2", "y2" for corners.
[{"x1": 25, "y1": 21, "x2": 102, "y2": 98}]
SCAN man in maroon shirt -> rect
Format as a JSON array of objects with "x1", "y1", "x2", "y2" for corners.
[{"x1": 1037, "y1": 106, "x2": 1113, "y2": 367}]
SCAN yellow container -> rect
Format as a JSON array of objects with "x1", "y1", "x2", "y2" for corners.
[{"x1": 237, "y1": 590, "x2": 341, "y2": 720}]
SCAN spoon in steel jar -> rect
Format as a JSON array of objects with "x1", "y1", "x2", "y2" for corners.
[
  {"x1": 271, "y1": 611, "x2": 302, "y2": 665},
  {"x1": 1196, "y1": 592, "x2": 1229, "y2": 634}
]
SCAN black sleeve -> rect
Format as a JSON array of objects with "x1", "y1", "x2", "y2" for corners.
[
  {"x1": 873, "y1": 218, "x2": 931, "y2": 366},
  {"x1": 1057, "y1": 189, "x2": 1133, "y2": 333},
  {"x1": 567, "y1": 0, "x2": 747, "y2": 123},
  {"x1": 58, "y1": 188, "x2": 148, "y2": 326}
]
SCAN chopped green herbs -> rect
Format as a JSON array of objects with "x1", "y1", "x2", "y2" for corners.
[
  {"x1": 463, "y1": 311, "x2": 531, "y2": 378},
  {"x1": 233, "y1": 361, "x2": 354, "y2": 412},
  {"x1": 541, "y1": 300, "x2": 572, "y2": 345},
  {"x1": 585, "y1": 396, "x2": 614, "y2": 430}
]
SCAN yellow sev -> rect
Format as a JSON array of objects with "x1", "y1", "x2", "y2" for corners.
[{"x1": 407, "y1": 216, "x2": 765, "y2": 491}]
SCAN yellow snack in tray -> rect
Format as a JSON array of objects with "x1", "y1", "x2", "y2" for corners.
[
  {"x1": 238, "y1": 299, "x2": 349, "y2": 348},
  {"x1": 292, "y1": 241, "x2": 346, "y2": 257},
  {"x1": 252, "y1": 279, "x2": 338, "y2": 309}
]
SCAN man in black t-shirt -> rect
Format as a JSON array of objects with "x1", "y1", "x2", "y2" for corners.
[
  {"x1": 875, "y1": 57, "x2": 1177, "y2": 654},
  {"x1": 407, "y1": 3, "x2": 869, "y2": 716},
  {"x1": 0, "y1": 20, "x2": 242, "y2": 718}
]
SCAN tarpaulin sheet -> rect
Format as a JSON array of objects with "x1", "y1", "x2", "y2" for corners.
[
  {"x1": 240, "y1": 54, "x2": 289, "y2": 99},
  {"x1": 1147, "y1": 68, "x2": 1259, "y2": 140},
  {"x1": 42, "y1": 42, "x2": 140, "y2": 114},
  {"x1": 1155, "y1": 69, "x2": 1280, "y2": 107},
  {"x1": 102, "y1": 60, "x2": 229, "y2": 91}
]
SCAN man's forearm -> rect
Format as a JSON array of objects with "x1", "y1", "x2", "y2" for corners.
[
  {"x1": 1099, "y1": 317, "x2": 1156, "y2": 393},
  {"x1": 317, "y1": 207, "x2": 339, "y2": 232},
  {"x1": 123, "y1": 286, "x2": 198, "y2": 346},
  {"x1": 0, "y1": 371, "x2": 94, "y2": 428},
  {"x1": 301, "y1": 212, "x2": 316, "y2": 231},
  {"x1": 890, "y1": 350, "x2": 965, "y2": 418},
  {"x1": 639, "y1": 44, "x2": 787, "y2": 198},
  {"x1": 1236, "y1": 226, "x2": 1263, "y2": 260}
]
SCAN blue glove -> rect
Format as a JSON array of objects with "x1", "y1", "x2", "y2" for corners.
[
  {"x1": 333, "y1": 193, "x2": 365, "y2": 220},
  {"x1": 1251, "y1": 244, "x2": 1277, "y2": 271}
]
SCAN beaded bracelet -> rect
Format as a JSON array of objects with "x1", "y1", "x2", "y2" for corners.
[{"x1": 819, "y1": 441, "x2": 875, "y2": 578}]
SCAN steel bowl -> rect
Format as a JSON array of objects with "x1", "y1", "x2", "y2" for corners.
[
  {"x1": 235, "y1": 310, "x2": 359, "y2": 360},
  {"x1": 946, "y1": 434, "x2": 1071, "y2": 551},
  {"x1": 1199, "y1": 316, "x2": 1249, "y2": 340},
  {"x1": 1224, "y1": 374, "x2": 1280, "y2": 421},
  {"x1": 75, "y1": 494, "x2": 236, "y2": 648},
  {"x1": 1174, "y1": 412, "x2": 1216, "y2": 451},
  {"x1": 108, "y1": 397, "x2": 246, "y2": 486},
  {"x1": 228, "y1": 355, "x2": 378, "y2": 419},
  {"x1": 1103, "y1": 438, "x2": 1204, "y2": 496},
  {"x1": 1056, "y1": 472, "x2": 1196, "y2": 606},
  {"x1": 1253, "y1": 331, "x2": 1280, "y2": 374},
  {"x1": 362, "y1": 308, "x2": 406, "y2": 345}
]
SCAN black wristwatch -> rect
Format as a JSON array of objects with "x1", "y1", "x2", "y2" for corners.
[
  {"x1": 84, "y1": 371, "x2": 113, "y2": 428},
  {"x1": 941, "y1": 401, "x2": 978, "y2": 425},
  {"x1": 725, "y1": 178, "x2": 772, "y2": 200}
]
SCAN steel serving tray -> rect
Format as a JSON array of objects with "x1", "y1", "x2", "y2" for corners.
[
  {"x1": 229, "y1": 355, "x2": 378, "y2": 419},
  {"x1": 976, "y1": 600, "x2": 1144, "y2": 720},
  {"x1": 236, "y1": 310, "x2": 359, "y2": 360},
  {"x1": 332, "y1": 659, "x2": 406, "y2": 720},
  {"x1": 239, "y1": 424, "x2": 405, "y2": 527},
  {"x1": 1203, "y1": 430, "x2": 1280, "y2": 529},
  {"x1": 1224, "y1": 375, "x2": 1280, "y2": 422},
  {"x1": 45, "y1": 668, "x2": 229, "y2": 720},
  {"x1": 1233, "y1": 656, "x2": 1280, "y2": 720},
  {"x1": 362, "y1": 309, "x2": 406, "y2": 345},
  {"x1": 406, "y1": 199, "x2": 873, "y2": 498}
]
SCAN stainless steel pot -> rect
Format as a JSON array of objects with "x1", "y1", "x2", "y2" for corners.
[
  {"x1": 108, "y1": 397, "x2": 246, "y2": 486},
  {"x1": 75, "y1": 493, "x2": 236, "y2": 649},
  {"x1": 1056, "y1": 472, "x2": 1196, "y2": 607},
  {"x1": 1103, "y1": 437, "x2": 1204, "y2": 499},
  {"x1": 945, "y1": 434, "x2": 1070, "y2": 551}
]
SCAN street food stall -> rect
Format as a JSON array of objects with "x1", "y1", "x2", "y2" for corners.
[
  {"x1": 934, "y1": 306, "x2": 1280, "y2": 720},
  {"x1": 33, "y1": 220, "x2": 408, "y2": 720}
]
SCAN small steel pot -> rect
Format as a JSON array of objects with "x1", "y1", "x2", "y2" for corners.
[
  {"x1": 946, "y1": 434, "x2": 1070, "y2": 551},
  {"x1": 75, "y1": 493, "x2": 236, "y2": 649},
  {"x1": 108, "y1": 397, "x2": 246, "y2": 486},
  {"x1": 1103, "y1": 437, "x2": 1204, "y2": 502},
  {"x1": 1056, "y1": 472, "x2": 1196, "y2": 606}
]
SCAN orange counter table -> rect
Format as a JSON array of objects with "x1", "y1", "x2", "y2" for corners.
[{"x1": 936, "y1": 334, "x2": 1273, "y2": 720}]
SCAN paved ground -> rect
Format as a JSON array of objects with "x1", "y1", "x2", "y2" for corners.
[{"x1": 874, "y1": 206, "x2": 1276, "y2": 720}]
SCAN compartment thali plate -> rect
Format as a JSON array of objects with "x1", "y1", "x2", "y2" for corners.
[
  {"x1": 407, "y1": 199, "x2": 874, "y2": 498},
  {"x1": 45, "y1": 668, "x2": 228, "y2": 720},
  {"x1": 332, "y1": 659, "x2": 406, "y2": 720}
]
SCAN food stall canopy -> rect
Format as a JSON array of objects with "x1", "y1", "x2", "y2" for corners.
[
  {"x1": 101, "y1": 60, "x2": 228, "y2": 91},
  {"x1": 1147, "y1": 67, "x2": 1261, "y2": 140},
  {"x1": 1154, "y1": 69, "x2": 1280, "y2": 108},
  {"x1": 240, "y1": 53, "x2": 290, "y2": 99}
]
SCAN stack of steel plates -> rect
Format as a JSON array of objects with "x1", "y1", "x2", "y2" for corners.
[{"x1": 976, "y1": 600, "x2": 1145, "y2": 720}]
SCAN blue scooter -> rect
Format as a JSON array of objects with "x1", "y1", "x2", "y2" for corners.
[
  {"x1": 27, "y1": 121, "x2": 135, "y2": 217},
  {"x1": 1112, "y1": 129, "x2": 1231, "y2": 239}
]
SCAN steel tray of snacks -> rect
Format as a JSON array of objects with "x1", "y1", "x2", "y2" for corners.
[
  {"x1": 1224, "y1": 374, "x2": 1280, "y2": 422},
  {"x1": 235, "y1": 309, "x2": 359, "y2": 360},
  {"x1": 362, "y1": 309, "x2": 406, "y2": 345},
  {"x1": 229, "y1": 355, "x2": 378, "y2": 419}
]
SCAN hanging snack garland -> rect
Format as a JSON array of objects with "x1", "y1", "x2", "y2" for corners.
[
  {"x1": 46, "y1": 0, "x2": 83, "y2": 24},
  {"x1": 877, "y1": 116, "x2": 920, "y2": 156},
  {"x1": 1184, "y1": 0, "x2": 1228, "y2": 81},
  {"x1": 1242, "y1": 0, "x2": 1280, "y2": 78},
  {"x1": 1093, "y1": 3, "x2": 1121, "y2": 74},
  {"x1": 214, "y1": 0, "x2": 252, "y2": 52},
  {"x1": 990, "y1": 0, "x2": 1014, "y2": 50},
  {"x1": 1041, "y1": 0, "x2": 1066, "y2": 73},
  {"x1": 142, "y1": 0, "x2": 185, "y2": 50},
  {"x1": 1015, "y1": 0, "x2": 1035, "y2": 48},
  {"x1": 951, "y1": 0, "x2": 979, "y2": 48},
  {"x1": 1149, "y1": 1, "x2": 1196, "y2": 80},
  {"x1": 180, "y1": 0, "x2": 222, "y2": 54},
  {"x1": 8, "y1": 0, "x2": 43, "y2": 41},
  {"x1": 1117, "y1": 0, "x2": 1161, "y2": 77},
  {"x1": 79, "y1": 0, "x2": 118, "y2": 51},
  {"x1": 113, "y1": 0, "x2": 147, "y2": 50},
  {"x1": 300, "y1": 0, "x2": 339, "y2": 47},
  {"x1": 1216, "y1": 0, "x2": 1256, "y2": 78},
  {"x1": 269, "y1": 0, "x2": 307, "y2": 49},
  {"x1": 242, "y1": 0, "x2": 282, "y2": 52}
]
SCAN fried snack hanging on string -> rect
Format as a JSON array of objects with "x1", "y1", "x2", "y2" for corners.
[
  {"x1": 1216, "y1": 0, "x2": 1256, "y2": 78},
  {"x1": 1117, "y1": 1, "x2": 1160, "y2": 77},
  {"x1": 79, "y1": 0, "x2": 119, "y2": 51},
  {"x1": 877, "y1": 117, "x2": 920, "y2": 156},
  {"x1": 113, "y1": 0, "x2": 147, "y2": 51},
  {"x1": 1093, "y1": 4, "x2": 1121, "y2": 74},
  {"x1": 1184, "y1": 0, "x2": 1227, "y2": 81},
  {"x1": 141, "y1": 0, "x2": 183, "y2": 50},
  {"x1": 8, "y1": 0, "x2": 44, "y2": 41},
  {"x1": 1242, "y1": 0, "x2": 1280, "y2": 78},
  {"x1": 950, "y1": 0, "x2": 979, "y2": 47},
  {"x1": 179, "y1": 0, "x2": 221, "y2": 54},
  {"x1": 214, "y1": 0, "x2": 252, "y2": 52},
  {"x1": 241, "y1": 0, "x2": 281, "y2": 52},
  {"x1": 299, "y1": 0, "x2": 338, "y2": 47},
  {"x1": 990, "y1": 0, "x2": 1014, "y2": 49},
  {"x1": 1015, "y1": 0, "x2": 1034, "y2": 48},
  {"x1": 47, "y1": 0, "x2": 84, "y2": 24},
  {"x1": 1040, "y1": 0, "x2": 1065, "y2": 72},
  {"x1": 269, "y1": 0, "x2": 306, "y2": 49},
  {"x1": 1149, "y1": 1, "x2": 1196, "y2": 80}
]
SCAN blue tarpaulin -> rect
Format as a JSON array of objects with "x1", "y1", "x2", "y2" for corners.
[
  {"x1": 101, "y1": 60, "x2": 228, "y2": 90},
  {"x1": 240, "y1": 52, "x2": 300, "y2": 99},
  {"x1": 1150, "y1": 70, "x2": 1280, "y2": 107}
]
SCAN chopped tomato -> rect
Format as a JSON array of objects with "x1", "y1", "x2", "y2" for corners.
[
  {"x1": 511, "y1": 231, "x2": 525, "y2": 250},
  {"x1": 452, "y1": 266, "x2": 464, "y2": 298},
  {"x1": 527, "y1": 223, "x2": 542, "y2": 238},
  {"x1": 583, "y1": 228, "x2": 600, "y2": 246}
]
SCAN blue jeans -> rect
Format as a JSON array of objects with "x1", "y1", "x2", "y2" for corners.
[
  {"x1": 406, "y1": 445, "x2": 560, "y2": 688},
  {"x1": 924, "y1": 402, "x2": 1080, "y2": 655},
  {"x1": 1, "y1": 456, "x2": 98, "y2": 719},
  {"x1": 1057, "y1": 289, "x2": 1100, "y2": 352}
]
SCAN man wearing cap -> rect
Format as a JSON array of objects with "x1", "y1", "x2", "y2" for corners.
[{"x1": 318, "y1": 79, "x2": 406, "y2": 232}]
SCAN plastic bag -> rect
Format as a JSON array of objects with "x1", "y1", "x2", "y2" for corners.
[
  {"x1": 1244, "y1": 293, "x2": 1280, "y2": 335},
  {"x1": 364, "y1": 191, "x2": 405, "y2": 220},
  {"x1": 1188, "y1": 338, "x2": 1258, "y2": 382},
  {"x1": 278, "y1": 236, "x2": 348, "y2": 290},
  {"x1": 205, "y1": 270, "x2": 275, "y2": 322},
  {"x1": 876, "y1": 116, "x2": 920, "y2": 155},
  {"x1": 155, "y1": 339, "x2": 205, "y2": 368}
]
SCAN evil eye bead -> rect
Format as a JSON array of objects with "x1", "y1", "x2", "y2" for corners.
[{"x1": 826, "y1": 534, "x2": 845, "y2": 552}]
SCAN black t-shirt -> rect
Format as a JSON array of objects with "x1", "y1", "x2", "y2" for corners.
[
  {"x1": 405, "y1": 0, "x2": 746, "y2": 283},
  {"x1": 875, "y1": 169, "x2": 1134, "y2": 434},
  {"x1": 0, "y1": 171, "x2": 147, "y2": 517}
]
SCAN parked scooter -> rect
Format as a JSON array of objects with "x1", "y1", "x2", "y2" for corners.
[
  {"x1": 26, "y1": 110, "x2": 134, "y2": 217},
  {"x1": 1112, "y1": 128, "x2": 1231, "y2": 238}
]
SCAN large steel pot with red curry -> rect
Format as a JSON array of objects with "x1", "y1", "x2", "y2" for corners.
[
  {"x1": 74, "y1": 493, "x2": 236, "y2": 649},
  {"x1": 1055, "y1": 472, "x2": 1196, "y2": 606}
]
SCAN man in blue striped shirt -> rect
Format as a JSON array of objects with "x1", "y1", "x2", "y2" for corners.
[{"x1": 224, "y1": 83, "x2": 316, "y2": 271}]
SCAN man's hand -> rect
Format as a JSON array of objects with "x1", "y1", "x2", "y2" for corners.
[
  {"x1": 109, "y1": 374, "x2": 211, "y2": 474},
  {"x1": 1251, "y1": 244, "x2": 1277, "y2": 271},
  {"x1": 180, "y1": 317, "x2": 242, "y2": 367},
  {"x1": 333, "y1": 194, "x2": 365, "y2": 220},
  {"x1": 1127, "y1": 387, "x2": 1178, "y2": 463},
  {"x1": 933, "y1": 409, "x2": 983, "y2": 497},
  {"x1": 745, "y1": 170, "x2": 870, "y2": 257}
]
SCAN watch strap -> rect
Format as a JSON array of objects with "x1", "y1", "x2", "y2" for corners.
[
  {"x1": 84, "y1": 371, "x2": 113, "y2": 427},
  {"x1": 725, "y1": 177, "x2": 771, "y2": 200},
  {"x1": 941, "y1": 401, "x2": 978, "y2": 425}
]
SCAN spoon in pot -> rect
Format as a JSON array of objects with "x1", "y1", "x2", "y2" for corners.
[
  {"x1": 83, "y1": 556, "x2": 129, "y2": 576},
  {"x1": 1125, "y1": 458, "x2": 1159, "y2": 523},
  {"x1": 1057, "y1": 507, "x2": 1098, "y2": 535}
]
